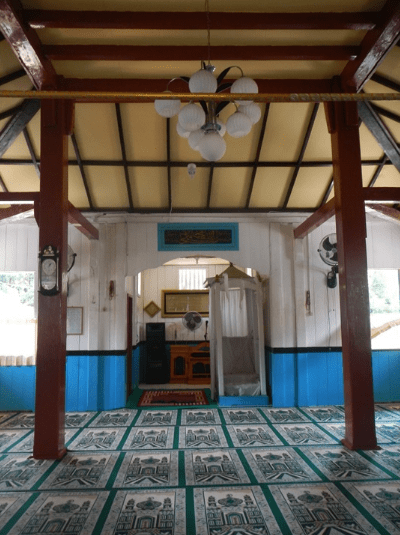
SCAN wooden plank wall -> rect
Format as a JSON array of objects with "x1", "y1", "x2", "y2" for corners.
[{"x1": 1, "y1": 215, "x2": 400, "y2": 352}]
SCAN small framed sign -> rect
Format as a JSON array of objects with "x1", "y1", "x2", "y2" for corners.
[
  {"x1": 67, "y1": 307, "x2": 83, "y2": 335},
  {"x1": 158, "y1": 222, "x2": 239, "y2": 251}
]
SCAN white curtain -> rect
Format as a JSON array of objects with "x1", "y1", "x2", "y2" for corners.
[
  {"x1": 0, "y1": 318, "x2": 37, "y2": 366},
  {"x1": 220, "y1": 289, "x2": 248, "y2": 337}
]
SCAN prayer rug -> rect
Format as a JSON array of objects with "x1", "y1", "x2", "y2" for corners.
[{"x1": 138, "y1": 389, "x2": 208, "y2": 407}]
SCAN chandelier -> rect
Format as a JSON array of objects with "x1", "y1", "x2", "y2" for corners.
[{"x1": 153, "y1": 1, "x2": 261, "y2": 162}]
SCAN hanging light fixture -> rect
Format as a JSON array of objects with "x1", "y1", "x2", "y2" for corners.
[{"x1": 154, "y1": 0, "x2": 260, "y2": 162}]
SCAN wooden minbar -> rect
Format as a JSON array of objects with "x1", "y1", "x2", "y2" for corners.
[{"x1": 170, "y1": 342, "x2": 210, "y2": 384}]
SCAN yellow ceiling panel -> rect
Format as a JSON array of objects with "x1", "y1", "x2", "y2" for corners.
[
  {"x1": 0, "y1": 165, "x2": 39, "y2": 192},
  {"x1": 373, "y1": 165, "x2": 400, "y2": 187},
  {"x1": 371, "y1": 46, "x2": 400, "y2": 84},
  {"x1": 68, "y1": 166, "x2": 90, "y2": 209},
  {"x1": 121, "y1": 103, "x2": 166, "y2": 161},
  {"x1": 364, "y1": 79, "x2": 400, "y2": 119},
  {"x1": 303, "y1": 105, "x2": 333, "y2": 161},
  {"x1": 361, "y1": 165, "x2": 380, "y2": 187},
  {"x1": 260, "y1": 103, "x2": 312, "y2": 162},
  {"x1": 171, "y1": 166, "x2": 209, "y2": 208},
  {"x1": 130, "y1": 167, "x2": 168, "y2": 208},
  {"x1": 210, "y1": 167, "x2": 252, "y2": 208},
  {"x1": 249, "y1": 167, "x2": 292, "y2": 208},
  {"x1": 0, "y1": 77, "x2": 32, "y2": 114},
  {"x1": 380, "y1": 117, "x2": 400, "y2": 144},
  {"x1": 52, "y1": 59, "x2": 347, "y2": 81},
  {"x1": 21, "y1": 0, "x2": 386, "y2": 12},
  {"x1": 37, "y1": 28, "x2": 365, "y2": 46},
  {"x1": 359, "y1": 123, "x2": 384, "y2": 160},
  {"x1": 0, "y1": 42, "x2": 23, "y2": 78},
  {"x1": 287, "y1": 166, "x2": 332, "y2": 208},
  {"x1": 73, "y1": 103, "x2": 121, "y2": 160},
  {"x1": 85, "y1": 166, "x2": 129, "y2": 208},
  {"x1": 2, "y1": 131, "x2": 31, "y2": 159}
]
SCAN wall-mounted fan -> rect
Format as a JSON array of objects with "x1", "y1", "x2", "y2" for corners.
[
  {"x1": 182, "y1": 311, "x2": 203, "y2": 332},
  {"x1": 317, "y1": 234, "x2": 338, "y2": 289}
]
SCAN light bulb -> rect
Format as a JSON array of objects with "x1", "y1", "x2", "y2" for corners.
[
  {"x1": 226, "y1": 111, "x2": 252, "y2": 138},
  {"x1": 230, "y1": 77, "x2": 258, "y2": 105},
  {"x1": 178, "y1": 103, "x2": 206, "y2": 132},
  {"x1": 189, "y1": 69, "x2": 217, "y2": 93},
  {"x1": 198, "y1": 132, "x2": 226, "y2": 161},
  {"x1": 154, "y1": 92, "x2": 181, "y2": 117}
]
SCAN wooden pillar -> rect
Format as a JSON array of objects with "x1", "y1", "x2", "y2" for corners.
[
  {"x1": 33, "y1": 99, "x2": 73, "y2": 460},
  {"x1": 326, "y1": 101, "x2": 378, "y2": 450}
]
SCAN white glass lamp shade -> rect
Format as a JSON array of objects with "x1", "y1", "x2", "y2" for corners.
[
  {"x1": 178, "y1": 103, "x2": 206, "y2": 132},
  {"x1": 154, "y1": 93, "x2": 181, "y2": 118},
  {"x1": 238, "y1": 103, "x2": 262, "y2": 124},
  {"x1": 226, "y1": 111, "x2": 252, "y2": 138},
  {"x1": 198, "y1": 132, "x2": 226, "y2": 161},
  {"x1": 188, "y1": 129, "x2": 205, "y2": 150},
  {"x1": 216, "y1": 118, "x2": 226, "y2": 137},
  {"x1": 176, "y1": 121, "x2": 191, "y2": 138},
  {"x1": 230, "y1": 77, "x2": 258, "y2": 105},
  {"x1": 189, "y1": 69, "x2": 217, "y2": 93}
]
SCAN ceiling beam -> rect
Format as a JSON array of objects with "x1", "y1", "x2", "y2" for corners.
[
  {"x1": 246, "y1": 103, "x2": 270, "y2": 208},
  {"x1": 371, "y1": 102, "x2": 400, "y2": 123},
  {"x1": 293, "y1": 198, "x2": 335, "y2": 239},
  {"x1": 367, "y1": 153, "x2": 389, "y2": 186},
  {"x1": 0, "y1": 191, "x2": 39, "y2": 202},
  {"x1": 0, "y1": 174, "x2": 8, "y2": 192},
  {"x1": 0, "y1": 99, "x2": 40, "y2": 158},
  {"x1": 115, "y1": 103, "x2": 134, "y2": 211},
  {"x1": 44, "y1": 44, "x2": 359, "y2": 62},
  {"x1": 341, "y1": 0, "x2": 400, "y2": 91},
  {"x1": 62, "y1": 78, "x2": 333, "y2": 97},
  {"x1": 67, "y1": 202, "x2": 99, "y2": 240},
  {"x1": 22, "y1": 126, "x2": 40, "y2": 178},
  {"x1": 283, "y1": 103, "x2": 319, "y2": 208},
  {"x1": 363, "y1": 186, "x2": 400, "y2": 202},
  {"x1": 70, "y1": 133, "x2": 94, "y2": 210},
  {"x1": 371, "y1": 73, "x2": 400, "y2": 92},
  {"x1": 0, "y1": 203, "x2": 33, "y2": 221},
  {"x1": 0, "y1": 69, "x2": 26, "y2": 87},
  {"x1": 358, "y1": 100, "x2": 400, "y2": 171},
  {"x1": 26, "y1": 10, "x2": 377, "y2": 30},
  {"x1": 0, "y1": 103, "x2": 23, "y2": 121},
  {"x1": 0, "y1": 0, "x2": 58, "y2": 89}
]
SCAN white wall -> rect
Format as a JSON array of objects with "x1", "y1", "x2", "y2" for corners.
[{"x1": 1, "y1": 212, "x2": 400, "y2": 351}]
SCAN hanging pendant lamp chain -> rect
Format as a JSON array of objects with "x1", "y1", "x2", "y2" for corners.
[{"x1": 205, "y1": 0, "x2": 211, "y2": 66}]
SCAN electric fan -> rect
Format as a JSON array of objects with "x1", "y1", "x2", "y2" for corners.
[
  {"x1": 317, "y1": 233, "x2": 338, "y2": 288},
  {"x1": 182, "y1": 311, "x2": 203, "y2": 332}
]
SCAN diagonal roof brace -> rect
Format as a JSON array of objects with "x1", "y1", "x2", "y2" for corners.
[{"x1": 0, "y1": 99, "x2": 40, "y2": 158}]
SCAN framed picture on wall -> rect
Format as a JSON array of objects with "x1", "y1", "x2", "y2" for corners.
[
  {"x1": 161, "y1": 290, "x2": 209, "y2": 318},
  {"x1": 67, "y1": 307, "x2": 83, "y2": 335}
]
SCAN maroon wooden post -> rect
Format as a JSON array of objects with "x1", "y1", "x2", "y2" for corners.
[
  {"x1": 326, "y1": 101, "x2": 378, "y2": 450},
  {"x1": 33, "y1": 99, "x2": 73, "y2": 459}
]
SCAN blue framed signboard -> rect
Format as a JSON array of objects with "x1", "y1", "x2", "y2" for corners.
[{"x1": 158, "y1": 223, "x2": 239, "y2": 251}]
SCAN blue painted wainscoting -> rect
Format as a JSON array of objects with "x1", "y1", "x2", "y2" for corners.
[
  {"x1": 268, "y1": 348, "x2": 400, "y2": 407},
  {"x1": 0, "y1": 349, "x2": 142, "y2": 412}
]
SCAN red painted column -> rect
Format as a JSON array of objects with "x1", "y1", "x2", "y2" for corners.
[
  {"x1": 327, "y1": 101, "x2": 378, "y2": 450},
  {"x1": 33, "y1": 99, "x2": 73, "y2": 459}
]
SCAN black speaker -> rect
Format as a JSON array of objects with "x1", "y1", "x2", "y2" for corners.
[{"x1": 145, "y1": 323, "x2": 169, "y2": 383}]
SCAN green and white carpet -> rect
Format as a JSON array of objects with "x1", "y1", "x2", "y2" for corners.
[{"x1": 0, "y1": 404, "x2": 400, "y2": 534}]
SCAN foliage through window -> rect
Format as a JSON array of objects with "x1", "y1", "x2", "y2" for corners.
[
  {"x1": 368, "y1": 269, "x2": 400, "y2": 349},
  {"x1": 179, "y1": 268, "x2": 207, "y2": 290},
  {"x1": 0, "y1": 272, "x2": 36, "y2": 365}
]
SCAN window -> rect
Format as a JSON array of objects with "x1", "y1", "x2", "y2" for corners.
[
  {"x1": 137, "y1": 271, "x2": 142, "y2": 297},
  {"x1": 0, "y1": 272, "x2": 36, "y2": 365},
  {"x1": 368, "y1": 269, "x2": 400, "y2": 349},
  {"x1": 179, "y1": 268, "x2": 207, "y2": 290}
]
